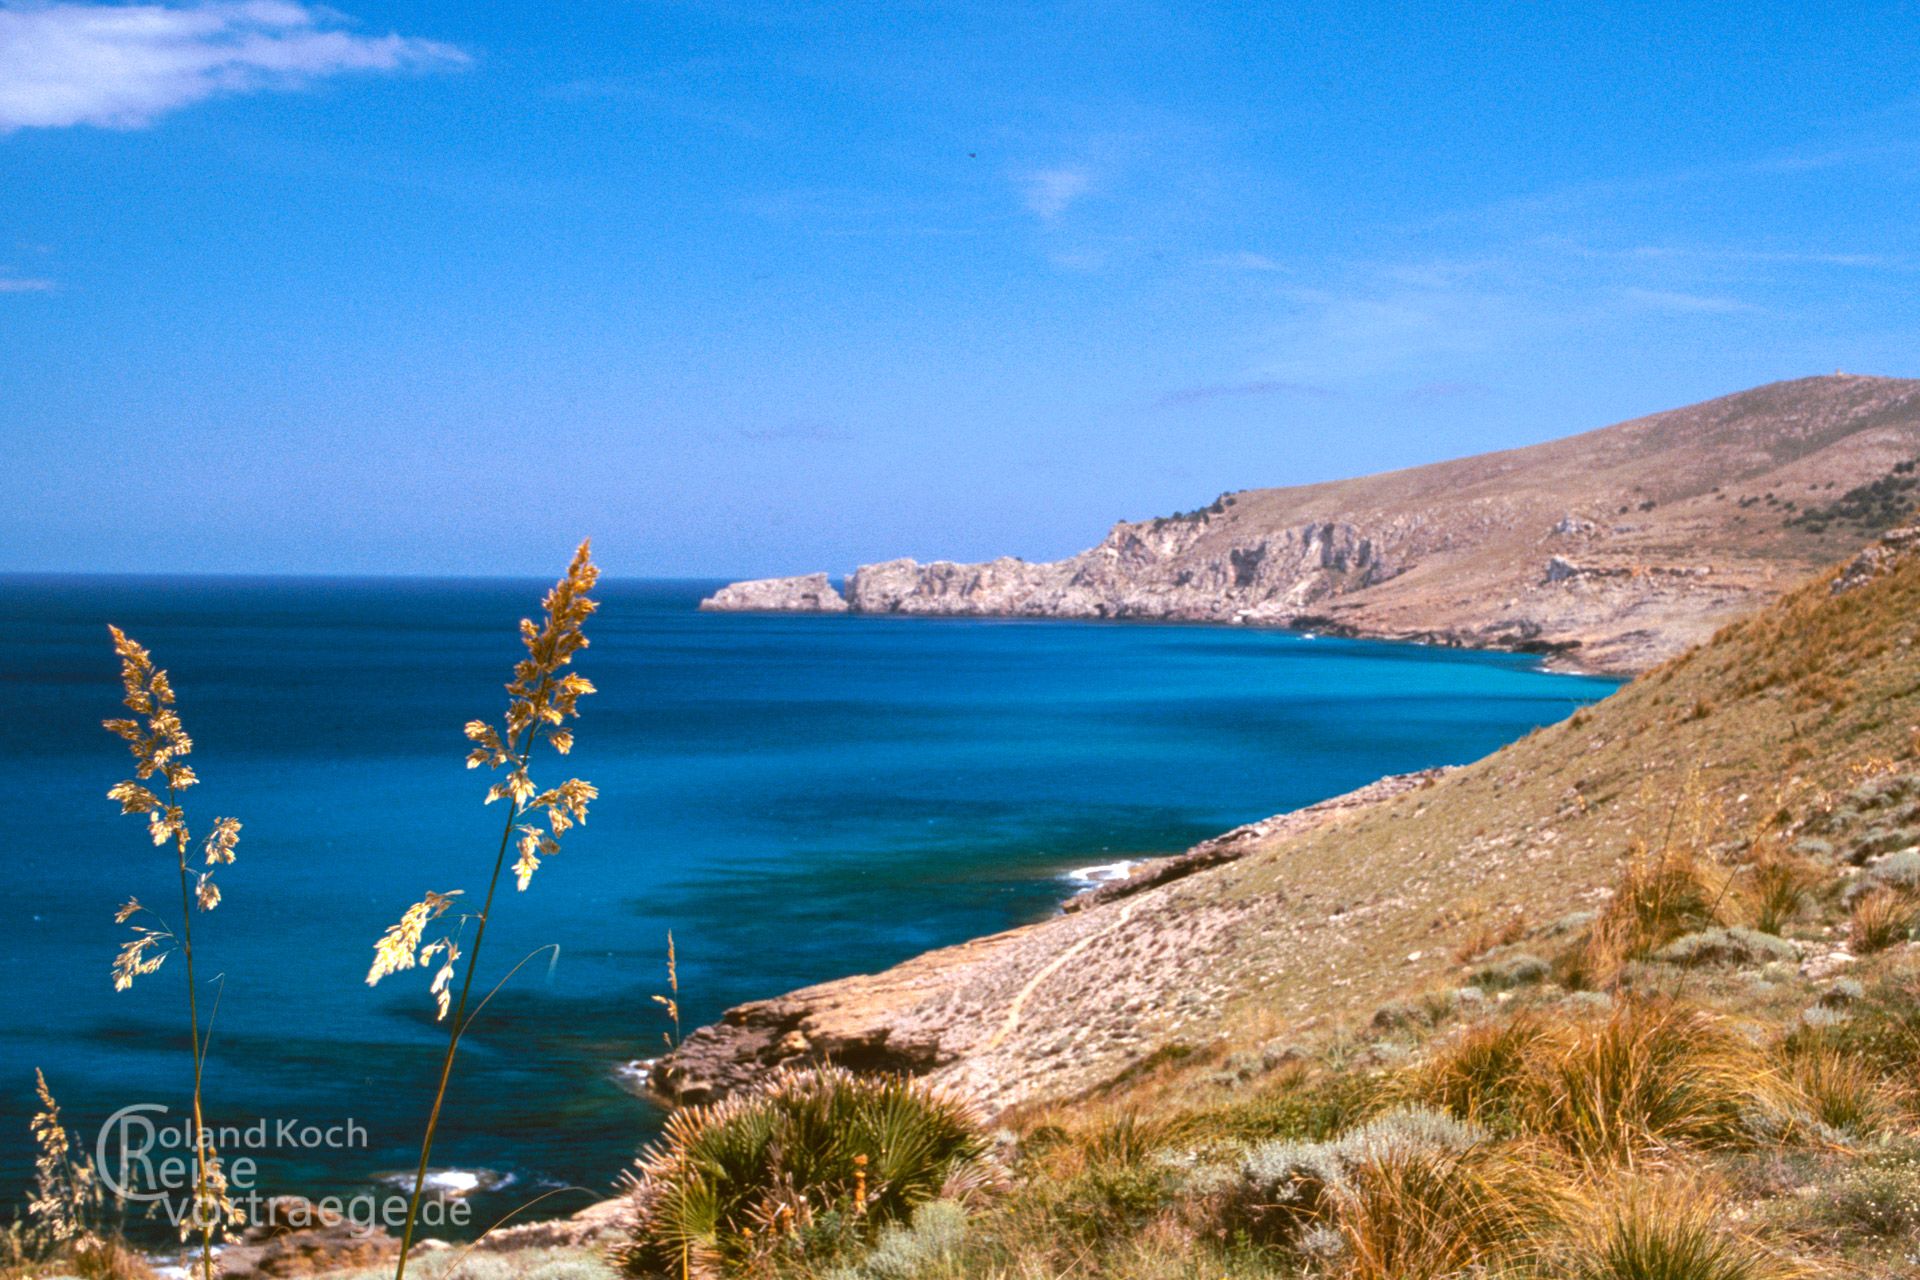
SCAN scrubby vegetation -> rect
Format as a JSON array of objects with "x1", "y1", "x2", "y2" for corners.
[
  {"x1": 614, "y1": 1068, "x2": 991, "y2": 1276},
  {"x1": 1785, "y1": 454, "x2": 1920, "y2": 533}
]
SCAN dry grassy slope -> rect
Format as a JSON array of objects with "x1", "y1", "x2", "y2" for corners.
[
  {"x1": 1140, "y1": 532, "x2": 1920, "y2": 1064},
  {"x1": 662, "y1": 534, "x2": 1920, "y2": 1118},
  {"x1": 1153, "y1": 374, "x2": 1920, "y2": 663}
]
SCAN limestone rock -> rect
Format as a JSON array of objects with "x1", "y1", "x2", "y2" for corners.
[{"x1": 699, "y1": 573, "x2": 847, "y2": 613}]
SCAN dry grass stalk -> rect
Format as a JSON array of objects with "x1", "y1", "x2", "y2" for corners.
[
  {"x1": 28, "y1": 1071, "x2": 105, "y2": 1254},
  {"x1": 370, "y1": 541, "x2": 600, "y2": 1280},
  {"x1": 101, "y1": 628, "x2": 243, "y2": 1280},
  {"x1": 653, "y1": 931, "x2": 681, "y2": 1051}
]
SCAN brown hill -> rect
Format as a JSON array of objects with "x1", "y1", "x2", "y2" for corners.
[{"x1": 704, "y1": 373, "x2": 1920, "y2": 672}]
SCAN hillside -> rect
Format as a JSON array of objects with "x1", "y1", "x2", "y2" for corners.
[
  {"x1": 660, "y1": 523, "x2": 1920, "y2": 1117},
  {"x1": 704, "y1": 374, "x2": 1920, "y2": 672}
]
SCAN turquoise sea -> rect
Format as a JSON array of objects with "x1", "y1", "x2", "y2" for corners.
[{"x1": 0, "y1": 576, "x2": 1617, "y2": 1230}]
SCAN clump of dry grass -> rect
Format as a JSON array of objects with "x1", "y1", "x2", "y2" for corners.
[
  {"x1": 1403, "y1": 1011, "x2": 1552, "y2": 1131},
  {"x1": 1583, "y1": 837, "x2": 1723, "y2": 985},
  {"x1": 100, "y1": 628, "x2": 244, "y2": 1277},
  {"x1": 1555, "y1": 1175, "x2": 1806, "y2": 1280},
  {"x1": 1740, "y1": 856, "x2": 1820, "y2": 936},
  {"x1": 1779, "y1": 1040, "x2": 1904, "y2": 1140},
  {"x1": 1326, "y1": 1142, "x2": 1566, "y2": 1280},
  {"x1": 1410, "y1": 998, "x2": 1792, "y2": 1168},
  {"x1": 1454, "y1": 911, "x2": 1528, "y2": 963},
  {"x1": 1848, "y1": 887, "x2": 1916, "y2": 954},
  {"x1": 368, "y1": 542, "x2": 602, "y2": 1280}
]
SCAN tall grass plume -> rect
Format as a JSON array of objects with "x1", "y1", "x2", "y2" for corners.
[
  {"x1": 367, "y1": 541, "x2": 600, "y2": 1280},
  {"x1": 101, "y1": 628, "x2": 243, "y2": 1279}
]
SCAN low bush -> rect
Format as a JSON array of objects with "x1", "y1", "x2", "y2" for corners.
[
  {"x1": 1801, "y1": 1141, "x2": 1920, "y2": 1240},
  {"x1": 1653, "y1": 927, "x2": 1798, "y2": 969},
  {"x1": 1471, "y1": 952, "x2": 1553, "y2": 991},
  {"x1": 614, "y1": 1067, "x2": 990, "y2": 1276},
  {"x1": 823, "y1": 1201, "x2": 968, "y2": 1280}
]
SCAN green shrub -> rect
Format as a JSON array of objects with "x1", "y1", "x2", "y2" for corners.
[{"x1": 614, "y1": 1066, "x2": 990, "y2": 1276}]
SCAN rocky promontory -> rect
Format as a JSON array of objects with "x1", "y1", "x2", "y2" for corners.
[
  {"x1": 699, "y1": 572, "x2": 848, "y2": 613},
  {"x1": 704, "y1": 375, "x2": 1920, "y2": 673}
]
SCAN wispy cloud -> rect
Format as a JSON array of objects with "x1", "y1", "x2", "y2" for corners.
[
  {"x1": 1018, "y1": 165, "x2": 1093, "y2": 220},
  {"x1": 1158, "y1": 379, "x2": 1337, "y2": 408},
  {"x1": 0, "y1": 1, "x2": 466, "y2": 133},
  {"x1": 1618, "y1": 286, "x2": 1758, "y2": 315},
  {"x1": 0, "y1": 275, "x2": 56, "y2": 292}
]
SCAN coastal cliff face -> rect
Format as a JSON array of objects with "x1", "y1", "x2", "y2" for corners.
[{"x1": 704, "y1": 375, "x2": 1920, "y2": 673}]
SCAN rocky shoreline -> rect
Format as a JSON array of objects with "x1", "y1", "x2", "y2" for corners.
[{"x1": 648, "y1": 768, "x2": 1452, "y2": 1116}]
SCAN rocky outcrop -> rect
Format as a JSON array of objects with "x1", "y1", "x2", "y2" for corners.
[
  {"x1": 214, "y1": 1198, "x2": 397, "y2": 1279},
  {"x1": 700, "y1": 573, "x2": 847, "y2": 613},
  {"x1": 1833, "y1": 525, "x2": 1920, "y2": 594},
  {"x1": 707, "y1": 376, "x2": 1920, "y2": 674}
]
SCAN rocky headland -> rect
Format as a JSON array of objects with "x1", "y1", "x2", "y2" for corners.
[{"x1": 702, "y1": 375, "x2": 1920, "y2": 674}]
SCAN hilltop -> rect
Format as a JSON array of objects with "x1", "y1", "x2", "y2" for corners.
[{"x1": 704, "y1": 374, "x2": 1920, "y2": 672}]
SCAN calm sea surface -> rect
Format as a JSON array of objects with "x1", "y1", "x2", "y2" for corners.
[{"x1": 0, "y1": 576, "x2": 1617, "y2": 1228}]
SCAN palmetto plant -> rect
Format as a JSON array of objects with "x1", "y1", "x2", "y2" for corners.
[
  {"x1": 101, "y1": 627, "x2": 243, "y2": 1280},
  {"x1": 367, "y1": 541, "x2": 600, "y2": 1280}
]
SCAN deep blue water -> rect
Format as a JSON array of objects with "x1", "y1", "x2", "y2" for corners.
[{"x1": 0, "y1": 576, "x2": 1617, "y2": 1231}]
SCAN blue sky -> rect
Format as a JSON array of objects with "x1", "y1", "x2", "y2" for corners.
[{"x1": 2, "y1": 1, "x2": 1917, "y2": 577}]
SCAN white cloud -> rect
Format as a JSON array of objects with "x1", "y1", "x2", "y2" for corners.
[
  {"x1": 0, "y1": 274, "x2": 56, "y2": 291},
  {"x1": 0, "y1": 1, "x2": 466, "y2": 133},
  {"x1": 1018, "y1": 165, "x2": 1092, "y2": 220}
]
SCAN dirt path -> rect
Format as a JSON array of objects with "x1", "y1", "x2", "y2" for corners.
[{"x1": 980, "y1": 900, "x2": 1138, "y2": 1052}]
